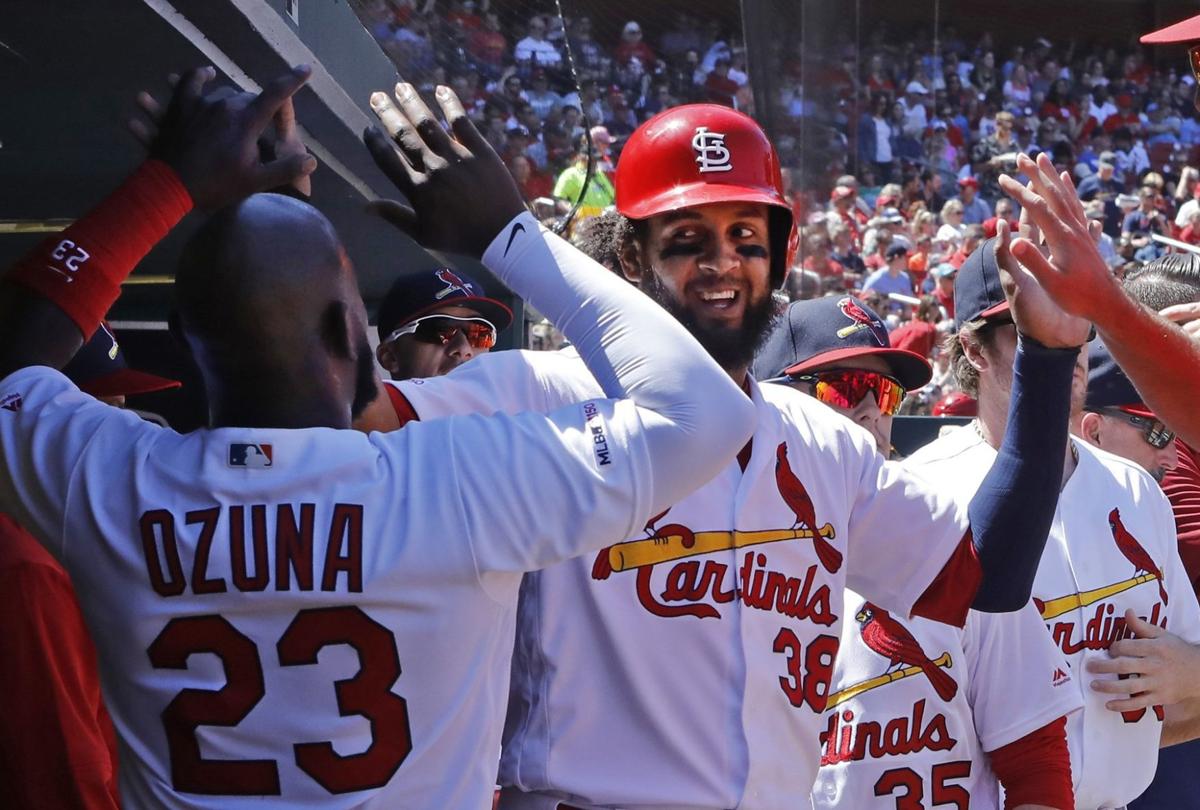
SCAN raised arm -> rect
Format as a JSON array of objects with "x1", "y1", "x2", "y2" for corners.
[
  {"x1": 1002, "y1": 154, "x2": 1200, "y2": 447},
  {"x1": 0, "y1": 66, "x2": 315, "y2": 381},
  {"x1": 363, "y1": 84, "x2": 756, "y2": 508}
]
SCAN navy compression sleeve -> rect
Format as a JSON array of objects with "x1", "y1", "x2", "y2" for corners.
[{"x1": 969, "y1": 336, "x2": 1079, "y2": 612}]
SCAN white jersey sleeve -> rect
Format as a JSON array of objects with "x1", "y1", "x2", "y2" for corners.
[
  {"x1": 396, "y1": 347, "x2": 599, "y2": 420},
  {"x1": 965, "y1": 603, "x2": 1083, "y2": 752},
  {"x1": 0, "y1": 367, "x2": 154, "y2": 558},
  {"x1": 845, "y1": 441, "x2": 971, "y2": 621}
]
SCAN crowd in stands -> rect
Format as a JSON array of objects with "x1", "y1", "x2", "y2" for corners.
[{"x1": 357, "y1": 1, "x2": 1200, "y2": 413}]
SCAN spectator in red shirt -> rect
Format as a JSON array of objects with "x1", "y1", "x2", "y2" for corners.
[
  {"x1": 889, "y1": 295, "x2": 943, "y2": 359},
  {"x1": 802, "y1": 232, "x2": 847, "y2": 287},
  {"x1": 981, "y1": 198, "x2": 1017, "y2": 239},
  {"x1": 615, "y1": 20, "x2": 656, "y2": 67},
  {"x1": 704, "y1": 58, "x2": 740, "y2": 107},
  {"x1": 468, "y1": 12, "x2": 507, "y2": 74},
  {"x1": 950, "y1": 224, "x2": 985, "y2": 269},
  {"x1": 1102, "y1": 93, "x2": 1143, "y2": 135},
  {"x1": 509, "y1": 155, "x2": 553, "y2": 202},
  {"x1": 930, "y1": 261, "x2": 957, "y2": 322}
]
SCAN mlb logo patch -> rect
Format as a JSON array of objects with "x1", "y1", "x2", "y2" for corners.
[
  {"x1": 0, "y1": 393, "x2": 22, "y2": 413},
  {"x1": 228, "y1": 443, "x2": 273, "y2": 468}
]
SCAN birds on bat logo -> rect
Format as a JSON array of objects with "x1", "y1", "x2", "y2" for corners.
[
  {"x1": 1109, "y1": 507, "x2": 1168, "y2": 605},
  {"x1": 835, "y1": 296, "x2": 888, "y2": 345},
  {"x1": 857, "y1": 602, "x2": 958, "y2": 701},
  {"x1": 434, "y1": 268, "x2": 472, "y2": 299},
  {"x1": 775, "y1": 443, "x2": 842, "y2": 573}
]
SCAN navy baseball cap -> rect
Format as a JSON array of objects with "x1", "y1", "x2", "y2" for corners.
[
  {"x1": 62, "y1": 322, "x2": 181, "y2": 398},
  {"x1": 1085, "y1": 337, "x2": 1155, "y2": 418},
  {"x1": 953, "y1": 237, "x2": 1009, "y2": 330},
  {"x1": 753, "y1": 296, "x2": 933, "y2": 390},
  {"x1": 376, "y1": 262, "x2": 513, "y2": 343}
]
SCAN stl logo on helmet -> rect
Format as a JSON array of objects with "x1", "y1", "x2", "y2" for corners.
[{"x1": 692, "y1": 126, "x2": 733, "y2": 173}]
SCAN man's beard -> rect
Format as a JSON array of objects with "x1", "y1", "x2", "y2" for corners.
[
  {"x1": 640, "y1": 271, "x2": 779, "y2": 373},
  {"x1": 351, "y1": 337, "x2": 379, "y2": 420}
]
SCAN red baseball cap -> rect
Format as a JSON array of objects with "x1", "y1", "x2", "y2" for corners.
[
  {"x1": 957, "y1": 176, "x2": 980, "y2": 190},
  {"x1": 1141, "y1": 13, "x2": 1200, "y2": 44}
]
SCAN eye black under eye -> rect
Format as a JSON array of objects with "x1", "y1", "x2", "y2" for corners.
[
  {"x1": 660, "y1": 242, "x2": 704, "y2": 259},
  {"x1": 737, "y1": 244, "x2": 769, "y2": 259}
]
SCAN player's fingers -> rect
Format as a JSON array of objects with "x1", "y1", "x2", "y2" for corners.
[
  {"x1": 1104, "y1": 694, "x2": 1155, "y2": 712},
  {"x1": 245, "y1": 65, "x2": 312, "y2": 135},
  {"x1": 1016, "y1": 153, "x2": 1075, "y2": 228},
  {"x1": 1087, "y1": 654, "x2": 1148, "y2": 675},
  {"x1": 136, "y1": 91, "x2": 164, "y2": 123},
  {"x1": 254, "y1": 151, "x2": 318, "y2": 192},
  {"x1": 1091, "y1": 676, "x2": 1147, "y2": 695},
  {"x1": 999, "y1": 174, "x2": 1065, "y2": 240},
  {"x1": 370, "y1": 92, "x2": 430, "y2": 172},
  {"x1": 1102, "y1": 636, "x2": 1159, "y2": 659},
  {"x1": 178, "y1": 66, "x2": 216, "y2": 108},
  {"x1": 1160, "y1": 301, "x2": 1200, "y2": 324},
  {"x1": 365, "y1": 198, "x2": 419, "y2": 235},
  {"x1": 274, "y1": 96, "x2": 298, "y2": 141},
  {"x1": 127, "y1": 117, "x2": 155, "y2": 147},
  {"x1": 364, "y1": 124, "x2": 421, "y2": 194},
  {"x1": 1125, "y1": 608, "x2": 1166, "y2": 638},
  {"x1": 435, "y1": 85, "x2": 485, "y2": 158},
  {"x1": 394, "y1": 82, "x2": 453, "y2": 165},
  {"x1": 1059, "y1": 169, "x2": 1088, "y2": 228},
  {"x1": 1009, "y1": 236, "x2": 1063, "y2": 283}
]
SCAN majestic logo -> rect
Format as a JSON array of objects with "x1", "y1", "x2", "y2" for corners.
[
  {"x1": 1052, "y1": 667, "x2": 1070, "y2": 687},
  {"x1": 835, "y1": 297, "x2": 889, "y2": 345},
  {"x1": 228, "y1": 443, "x2": 273, "y2": 468},
  {"x1": 0, "y1": 393, "x2": 22, "y2": 412},
  {"x1": 434, "y1": 268, "x2": 471, "y2": 299},
  {"x1": 692, "y1": 126, "x2": 733, "y2": 173}
]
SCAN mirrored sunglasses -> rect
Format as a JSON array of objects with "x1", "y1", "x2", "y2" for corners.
[
  {"x1": 386, "y1": 314, "x2": 497, "y2": 350},
  {"x1": 1100, "y1": 408, "x2": 1175, "y2": 450},
  {"x1": 791, "y1": 370, "x2": 908, "y2": 416}
]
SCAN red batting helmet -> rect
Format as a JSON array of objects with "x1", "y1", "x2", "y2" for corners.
[
  {"x1": 615, "y1": 104, "x2": 798, "y2": 288},
  {"x1": 932, "y1": 391, "x2": 978, "y2": 417}
]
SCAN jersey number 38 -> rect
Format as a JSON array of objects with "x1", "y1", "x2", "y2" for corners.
[{"x1": 147, "y1": 605, "x2": 411, "y2": 795}]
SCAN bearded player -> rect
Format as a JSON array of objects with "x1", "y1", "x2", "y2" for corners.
[
  {"x1": 907, "y1": 152, "x2": 1200, "y2": 809},
  {"x1": 0, "y1": 72, "x2": 758, "y2": 807},
  {"x1": 756, "y1": 295, "x2": 1081, "y2": 809},
  {"x1": 357, "y1": 101, "x2": 1090, "y2": 808}
]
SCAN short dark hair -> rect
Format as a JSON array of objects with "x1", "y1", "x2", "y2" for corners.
[
  {"x1": 1122, "y1": 253, "x2": 1200, "y2": 310},
  {"x1": 572, "y1": 210, "x2": 626, "y2": 275},
  {"x1": 947, "y1": 318, "x2": 1003, "y2": 397}
]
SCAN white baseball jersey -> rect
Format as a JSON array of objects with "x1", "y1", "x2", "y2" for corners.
[
  {"x1": 811, "y1": 593, "x2": 1081, "y2": 810},
  {"x1": 0, "y1": 366, "x2": 661, "y2": 809},
  {"x1": 397, "y1": 348, "x2": 977, "y2": 809},
  {"x1": 908, "y1": 425, "x2": 1200, "y2": 809}
]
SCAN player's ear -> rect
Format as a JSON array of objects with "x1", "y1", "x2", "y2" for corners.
[
  {"x1": 375, "y1": 340, "x2": 400, "y2": 375},
  {"x1": 319, "y1": 300, "x2": 355, "y2": 361},
  {"x1": 959, "y1": 331, "x2": 988, "y2": 373},
  {"x1": 618, "y1": 233, "x2": 644, "y2": 285},
  {"x1": 1079, "y1": 411, "x2": 1104, "y2": 447}
]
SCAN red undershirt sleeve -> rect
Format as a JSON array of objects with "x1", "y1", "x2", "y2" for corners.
[
  {"x1": 911, "y1": 531, "x2": 981, "y2": 627},
  {"x1": 989, "y1": 716, "x2": 1074, "y2": 810}
]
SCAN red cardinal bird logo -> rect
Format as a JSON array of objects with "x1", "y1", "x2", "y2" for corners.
[
  {"x1": 434, "y1": 268, "x2": 471, "y2": 299},
  {"x1": 775, "y1": 443, "x2": 843, "y2": 573},
  {"x1": 1109, "y1": 507, "x2": 1168, "y2": 605},
  {"x1": 836, "y1": 296, "x2": 888, "y2": 345},
  {"x1": 857, "y1": 602, "x2": 958, "y2": 702}
]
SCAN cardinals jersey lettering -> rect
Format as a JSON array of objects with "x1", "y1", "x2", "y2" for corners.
[
  {"x1": 397, "y1": 348, "x2": 976, "y2": 809},
  {"x1": 907, "y1": 426, "x2": 1200, "y2": 809},
  {"x1": 0, "y1": 366, "x2": 658, "y2": 809},
  {"x1": 812, "y1": 592, "x2": 1081, "y2": 809}
]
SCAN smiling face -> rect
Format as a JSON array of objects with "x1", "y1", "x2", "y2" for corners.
[{"x1": 620, "y1": 201, "x2": 776, "y2": 375}]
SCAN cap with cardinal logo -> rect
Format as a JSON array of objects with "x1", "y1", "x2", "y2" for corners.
[
  {"x1": 752, "y1": 296, "x2": 932, "y2": 390},
  {"x1": 614, "y1": 103, "x2": 798, "y2": 287},
  {"x1": 953, "y1": 237, "x2": 1010, "y2": 330},
  {"x1": 376, "y1": 253, "x2": 513, "y2": 343},
  {"x1": 1085, "y1": 336, "x2": 1157, "y2": 419}
]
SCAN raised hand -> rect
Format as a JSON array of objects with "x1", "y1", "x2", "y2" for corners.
[
  {"x1": 363, "y1": 83, "x2": 526, "y2": 257},
  {"x1": 132, "y1": 66, "x2": 317, "y2": 209},
  {"x1": 998, "y1": 152, "x2": 1123, "y2": 331}
]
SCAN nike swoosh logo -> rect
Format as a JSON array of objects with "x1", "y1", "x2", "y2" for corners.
[{"x1": 504, "y1": 222, "x2": 526, "y2": 256}]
